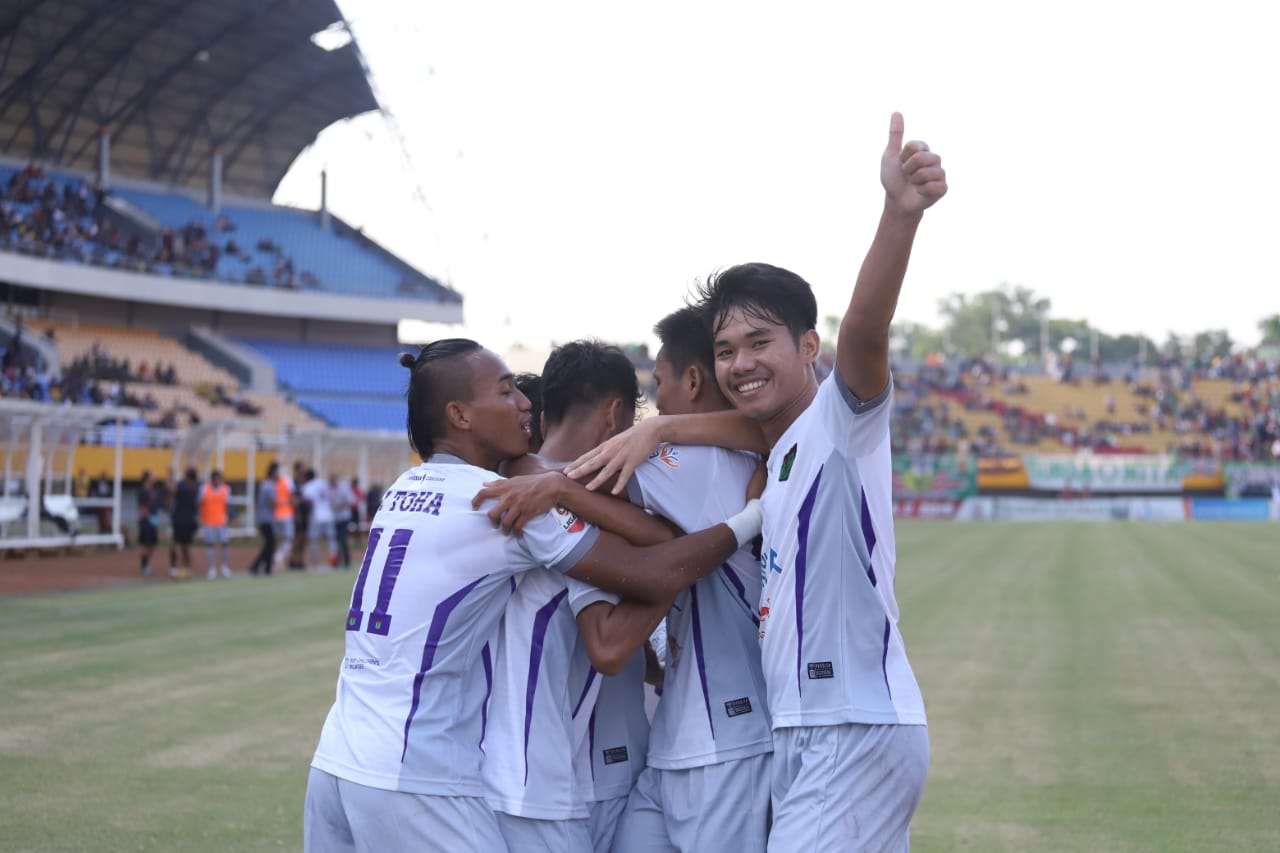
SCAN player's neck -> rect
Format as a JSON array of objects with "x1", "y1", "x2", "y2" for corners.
[
  {"x1": 757, "y1": 375, "x2": 819, "y2": 448},
  {"x1": 538, "y1": 425, "x2": 604, "y2": 466}
]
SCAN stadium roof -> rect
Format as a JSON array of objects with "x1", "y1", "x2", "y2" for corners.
[{"x1": 0, "y1": 0, "x2": 378, "y2": 198}]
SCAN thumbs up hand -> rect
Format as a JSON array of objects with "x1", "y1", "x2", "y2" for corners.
[{"x1": 880, "y1": 112, "x2": 947, "y2": 216}]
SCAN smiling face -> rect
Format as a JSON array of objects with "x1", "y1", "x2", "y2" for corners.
[
  {"x1": 712, "y1": 305, "x2": 820, "y2": 437},
  {"x1": 458, "y1": 349, "x2": 533, "y2": 466}
]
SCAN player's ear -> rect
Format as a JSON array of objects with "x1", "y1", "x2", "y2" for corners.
[
  {"x1": 445, "y1": 400, "x2": 470, "y2": 431},
  {"x1": 604, "y1": 396, "x2": 624, "y2": 433},
  {"x1": 686, "y1": 364, "x2": 704, "y2": 401},
  {"x1": 799, "y1": 329, "x2": 821, "y2": 364}
]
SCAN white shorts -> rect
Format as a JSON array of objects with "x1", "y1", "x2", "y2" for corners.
[
  {"x1": 590, "y1": 795, "x2": 629, "y2": 853},
  {"x1": 496, "y1": 811, "x2": 593, "y2": 852},
  {"x1": 610, "y1": 753, "x2": 771, "y2": 853},
  {"x1": 309, "y1": 519, "x2": 337, "y2": 541},
  {"x1": 768, "y1": 724, "x2": 929, "y2": 853},
  {"x1": 303, "y1": 766, "x2": 505, "y2": 853},
  {"x1": 274, "y1": 517, "x2": 295, "y2": 540},
  {"x1": 202, "y1": 525, "x2": 229, "y2": 545}
]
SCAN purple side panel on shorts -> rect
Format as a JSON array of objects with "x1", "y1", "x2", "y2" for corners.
[
  {"x1": 523, "y1": 589, "x2": 569, "y2": 784},
  {"x1": 689, "y1": 584, "x2": 715, "y2": 738},
  {"x1": 479, "y1": 642, "x2": 493, "y2": 753},
  {"x1": 794, "y1": 467, "x2": 823, "y2": 699},
  {"x1": 400, "y1": 574, "x2": 489, "y2": 761},
  {"x1": 860, "y1": 487, "x2": 878, "y2": 587}
]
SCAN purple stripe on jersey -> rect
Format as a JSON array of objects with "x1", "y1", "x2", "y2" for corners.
[
  {"x1": 881, "y1": 616, "x2": 893, "y2": 700},
  {"x1": 794, "y1": 467, "x2": 823, "y2": 699},
  {"x1": 720, "y1": 562, "x2": 759, "y2": 627},
  {"x1": 479, "y1": 642, "x2": 493, "y2": 753},
  {"x1": 345, "y1": 527, "x2": 384, "y2": 631},
  {"x1": 859, "y1": 487, "x2": 878, "y2": 587},
  {"x1": 572, "y1": 667, "x2": 598, "y2": 719},
  {"x1": 690, "y1": 585, "x2": 716, "y2": 739},
  {"x1": 523, "y1": 588, "x2": 570, "y2": 785},
  {"x1": 587, "y1": 704, "x2": 597, "y2": 781},
  {"x1": 401, "y1": 574, "x2": 489, "y2": 762}
]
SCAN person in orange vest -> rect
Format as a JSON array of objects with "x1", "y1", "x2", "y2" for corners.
[
  {"x1": 199, "y1": 469, "x2": 232, "y2": 579},
  {"x1": 272, "y1": 465, "x2": 296, "y2": 573}
]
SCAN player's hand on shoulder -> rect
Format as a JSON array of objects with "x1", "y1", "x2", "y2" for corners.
[
  {"x1": 564, "y1": 417, "x2": 665, "y2": 495},
  {"x1": 472, "y1": 470, "x2": 567, "y2": 536},
  {"x1": 881, "y1": 112, "x2": 947, "y2": 217}
]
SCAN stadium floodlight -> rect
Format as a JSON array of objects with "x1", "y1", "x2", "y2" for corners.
[{"x1": 311, "y1": 22, "x2": 353, "y2": 52}]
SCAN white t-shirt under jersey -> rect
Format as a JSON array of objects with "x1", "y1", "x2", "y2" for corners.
[
  {"x1": 626, "y1": 443, "x2": 773, "y2": 769},
  {"x1": 757, "y1": 373, "x2": 927, "y2": 729},
  {"x1": 482, "y1": 570, "x2": 617, "y2": 820},
  {"x1": 310, "y1": 454, "x2": 599, "y2": 796}
]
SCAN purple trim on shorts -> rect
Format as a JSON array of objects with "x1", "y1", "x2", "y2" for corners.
[
  {"x1": 401, "y1": 574, "x2": 488, "y2": 762},
  {"x1": 479, "y1": 642, "x2": 493, "y2": 753},
  {"x1": 882, "y1": 616, "x2": 893, "y2": 700},
  {"x1": 346, "y1": 527, "x2": 383, "y2": 632},
  {"x1": 720, "y1": 562, "x2": 759, "y2": 626},
  {"x1": 572, "y1": 667, "x2": 598, "y2": 719},
  {"x1": 794, "y1": 467, "x2": 823, "y2": 698},
  {"x1": 859, "y1": 487, "x2": 878, "y2": 587},
  {"x1": 523, "y1": 588, "x2": 569, "y2": 784},
  {"x1": 690, "y1": 585, "x2": 715, "y2": 738}
]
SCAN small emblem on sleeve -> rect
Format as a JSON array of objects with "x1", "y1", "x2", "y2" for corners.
[
  {"x1": 779, "y1": 444, "x2": 798, "y2": 481},
  {"x1": 807, "y1": 661, "x2": 834, "y2": 680},
  {"x1": 724, "y1": 697, "x2": 753, "y2": 717},
  {"x1": 602, "y1": 746, "x2": 629, "y2": 765},
  {"x1": 551, "y1": 504, "x2": 585, "y2": 533}
]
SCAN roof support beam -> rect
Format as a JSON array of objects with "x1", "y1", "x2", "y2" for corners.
[{"x1": 0, "y1": 0, "x2": 118, "y2": 123}]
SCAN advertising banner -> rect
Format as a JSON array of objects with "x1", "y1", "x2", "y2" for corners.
[
  {"x1": 893, "y1": 498, "x2": 961, "y2": 519},
  {"x1": 1023, "y1": 454, "x2": 1193, "y2": 494},
  {"x1": 1223, "y1": 463, "x2": 1280, "y2": 499},
  {"x1": 892, "y1": 455, "x2": 976, "y2": 499},
  {"x1": 1187, "y1": 498, "x2": 1273, "y2": 521}
]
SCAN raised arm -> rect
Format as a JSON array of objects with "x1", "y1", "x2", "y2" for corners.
[
  {"x1": 838, "y1": 112, "x2": 947, "y2": 401},
  {"x1": 565, "y1": 411, "x2": 767, "y2": 495}
]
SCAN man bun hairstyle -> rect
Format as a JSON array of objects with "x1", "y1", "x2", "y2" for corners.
[
  {"x1": 400, "y1": 339, "x2": 483, "y2": 459},
  {"x1": 695, "y1": 262, "x2": 818, "y2": 344}
]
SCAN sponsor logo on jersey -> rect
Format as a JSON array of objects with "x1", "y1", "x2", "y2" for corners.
[
  {"x1": 551, "y1": 503, "x2": 585, "y2": 533},
  {"x1": 779, "y1": 444, "x2": 798, "y2": 481},
  {"x1": 655, "y1": 444, "x2": 680, "y2": 468}
]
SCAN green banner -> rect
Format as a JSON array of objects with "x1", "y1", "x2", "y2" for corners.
[{"x1": 893, "y1": 455, "x2": 976, "y2": 499}]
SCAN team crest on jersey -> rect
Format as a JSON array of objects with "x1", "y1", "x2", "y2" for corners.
[
  {"x1": 551, "y1": 503, "x2": 585, "y2": 533},
  {"x1": 778, "y1": 444, "x2": 798, "y2": 481}
]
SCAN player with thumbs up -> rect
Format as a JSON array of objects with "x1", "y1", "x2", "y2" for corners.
[{"x1": 568, "y1": 114, "x2": 946, "y2": 851}]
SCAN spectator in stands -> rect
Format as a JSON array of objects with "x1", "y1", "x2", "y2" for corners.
[
  {"x1": 249, "y1": 462, "x2": 278, "y2": 576},
  {"x1": 199, "y1": 470, "x2": 232, "y2": 579},
  {"x1": 169, "y1": 468, "x2": 199, "y2": 580}
]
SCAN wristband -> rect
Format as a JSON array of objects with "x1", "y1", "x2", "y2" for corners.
[{"x1": 724, "y1": 498, "x2": 763, "y2": 548}]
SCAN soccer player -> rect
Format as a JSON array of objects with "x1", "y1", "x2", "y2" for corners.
[
  {"x1": 199, "y1": 470, "x2": 232, "y2": 578},
  {"x1": 568, "y1": 113, "x2": 947, "y2": 851},
  {"x1": 303, "y1": 339, "x2": 762, "y2": 853},
  {"x1": 301, "y1": 468, "x2": 337, "y2": 570},
  {"x1": 514, "y1": 372, "x2": 545, "y2": 452},
  {"x1": 481, "y1": 340, "x2": 669, "y2": 853}
]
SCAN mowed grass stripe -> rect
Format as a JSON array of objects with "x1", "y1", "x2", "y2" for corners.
[{"x1": 3, "y1": 524, "x2": 1280, "y2": 852}]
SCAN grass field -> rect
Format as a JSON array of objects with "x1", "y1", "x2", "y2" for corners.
[{"x1": 2, "y1": 521, "x2": 1279, "y2": 852}]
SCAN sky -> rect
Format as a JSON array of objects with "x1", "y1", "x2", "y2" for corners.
[{"x1": 275, "y1": 0, "x2": 1280, "y2": 355}]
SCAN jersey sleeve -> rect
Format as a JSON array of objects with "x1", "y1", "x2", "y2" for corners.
[
  {"x1": 627, "y1": 444, "x2": 757, "y2": 524},
  {"x1": 565, "y1": 577, "x2": 620, "y2": 616},
  {"x1": 819, "y1": 369, "x2": 894, "y2": 458},
  {"x1": 510, "y1": 504, "x2": 601, "y2": 574}
]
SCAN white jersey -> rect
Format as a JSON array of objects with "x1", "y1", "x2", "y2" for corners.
[
  {"x1": 483, "y1": 571, "x2": 615, "y2": 820},
  {"x1": 302, "y1": 478, "x2": 334, "y2": 524},
  {"x1": 626, "y1": 444, "x2": 772, "y2": 769},
  {"x1": 587, "y1": 649, "x2": 649, "y2": 801},
  {"x1": 310, "y1": 454, "x2": 600, "y2": 797},
  {"x1": 757, "y1": 374, "x2": 926, "y2": 728}
]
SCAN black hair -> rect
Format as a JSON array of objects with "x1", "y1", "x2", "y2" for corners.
[
  {"x1": 514, "y1": 373, "x2": 544, "y2": 449},
  {"x1": 184, "y1": 467, "x2": 198, "y2": 481},
  {"x1": 653, "y1": 304, "x2": 715, "y2": 376},
  {"x1": 695, "y1": 262, "x2": 818, "y2": 343},
  {"x1": 540, "y1": 340, "x2": 641, "y2": 427},
  {"x1": 266, "y1": 461, "x2": 279, "y2": 479},
  {"x1": 399, "y1": 338, "x2": 483, "y2": 458}
]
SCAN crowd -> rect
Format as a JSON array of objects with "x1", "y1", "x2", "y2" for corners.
[{"x1": 0, "y1": 163, "x2": 318, "y2": 290}]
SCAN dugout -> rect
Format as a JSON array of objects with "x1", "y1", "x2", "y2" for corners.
[
  {"x1": 171, "y1": 418, "x2": 267, "y2": 539},
  {"x1": 279, "y1": 428, "x2": 411, "y2": 502},
  {"x1": 0, "y1": 399, "x2": 137, "y2": 550}
]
